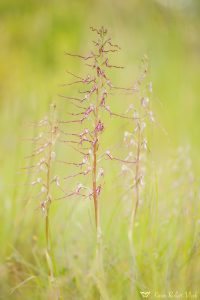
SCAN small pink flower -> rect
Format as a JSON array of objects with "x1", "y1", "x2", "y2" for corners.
[
  {"x1": 149, "y1": 82, "x2": 153, "y2": 93},
  {"x1": 148, "y1": 111, "x2": 155, "y2": 122},
  {"x1": 76, "y1": 183, "x2": 83, "y2": 193},
  {"x1": 84, "y1": 105, "x2": 95, "y2": 117},
  {"x1": 96, "y1": 185, "x2": 101, "y2": 196},
  {"x1": 141, "y1": 97, "x2": 149, "y2": 107},
  {"x1": 98, "y1": 168, "x2": 104, "y2": 178},
  {"x1": 95, "y1": 120, "x2": 104, "y2": 133},
  {"x1": 106, "y1": 150, "x2": 113, "y2": 159}
]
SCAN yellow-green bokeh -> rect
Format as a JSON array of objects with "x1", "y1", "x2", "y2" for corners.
[{"x1": 1, "y1": 1, "x2": 200, "y2": 299}]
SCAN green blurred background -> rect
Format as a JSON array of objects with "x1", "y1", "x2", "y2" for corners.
[
  {"x1": 1, "y1": 0, "x2": 200, "y2": 177},
  {"x1": 0, "y1": 0, "x2": 200, "y2": 299}
]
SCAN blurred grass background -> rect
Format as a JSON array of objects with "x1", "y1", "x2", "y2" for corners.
[{"x1": 0, "y1": 0, "x2": 200, "y2": 299}]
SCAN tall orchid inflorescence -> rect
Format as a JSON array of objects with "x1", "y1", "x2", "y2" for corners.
[
  {"x1": 118, "y1": 57, "x2": 155, "y2": 242},
  {"x1": 25, "y1": 103, "x2": 60, "y2": 277},
  {"x1": 59, "y1": 26, "x2": 137, "y2": 242},
  {"x1": 104, "y1": 56, "x2": 155, "y2": 287}
]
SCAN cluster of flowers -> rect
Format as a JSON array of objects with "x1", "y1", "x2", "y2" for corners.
[
  {"x1": 58, "y1": 27, "x2": 151, "y2": 230},
  {"x1": 25, "y1": 27, "x2": 155, "y2": 236},
  {"x1": 24, "y1": 104, "x2": 61, "y2": 217},
  {"x1": 121, "y1": 76, "x2": 154, "y2": 211}
]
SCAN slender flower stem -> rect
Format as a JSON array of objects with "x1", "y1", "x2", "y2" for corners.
[
  {"x1": 26, "y1": 104, "x2": 59, "y2": 282},
  {"x1": 45, "y1": 214, "x2": 50, "y2": 251},
  {"x1": 92, "y1": 32, "x2": 104, "y2": 234},
  {"x1": 134, "y1": 126, "x2": 141, "y2": 219},
  {"x1": 45, "y1": 120, "x2": 52, "y2": 252},
  {"x1": 93, "y1": 66, "x2": 101, "y2": 236},
  {"x1": 93, "y1": 138, "x2": 98, "y2": 229},
  {"x1": 128, "y1": 126, "x2": 141, "y2": 296},
  {"x1": 129, "y1": 126, "x2": 141, "y2": 236}
]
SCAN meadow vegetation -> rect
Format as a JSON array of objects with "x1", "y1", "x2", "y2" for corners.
[{"x1": 0, "y1": 1, "x2": 200, "y2": 299}]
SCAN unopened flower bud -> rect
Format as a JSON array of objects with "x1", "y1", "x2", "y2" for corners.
[
  {"x1": 98, "y1": 168, "x2": 104, "y2": 178},
  {"x1": 142, "y1": 139, "x2": 148, "y2": 150},
  {"x1": 106, "y1": 150, "x2": 113, "y2": 159},
  {"x1": 139, "y1": 175, "x2": 145, "y2": 187},
  {"x1": 141, "y1": 122, "x2": 146, "y2": 131},
  {"x1": 124, "y1": 131, "x2": 132, "y2": 140},
  {"x1": 141, "y1": 97, "x2": 149, "y2": 107},
  {"x1": 149, "y1": 111, "x2": 155, "y2": 122},
  {"x1": 126, "y1": 104, "x2": 134, "y2": 113},
  {"x1": 41, "y1": 186, "x2": 47, "y2": 193},
  {"x1": 76, "y1": 183, "x2": 83, "y2": 193},
  {"x1": 82, "y1": 157, "x2": 88, "y2": 164},
  {"x1": 149, "y1": 82, "x2": 153, "y2": 93}
]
